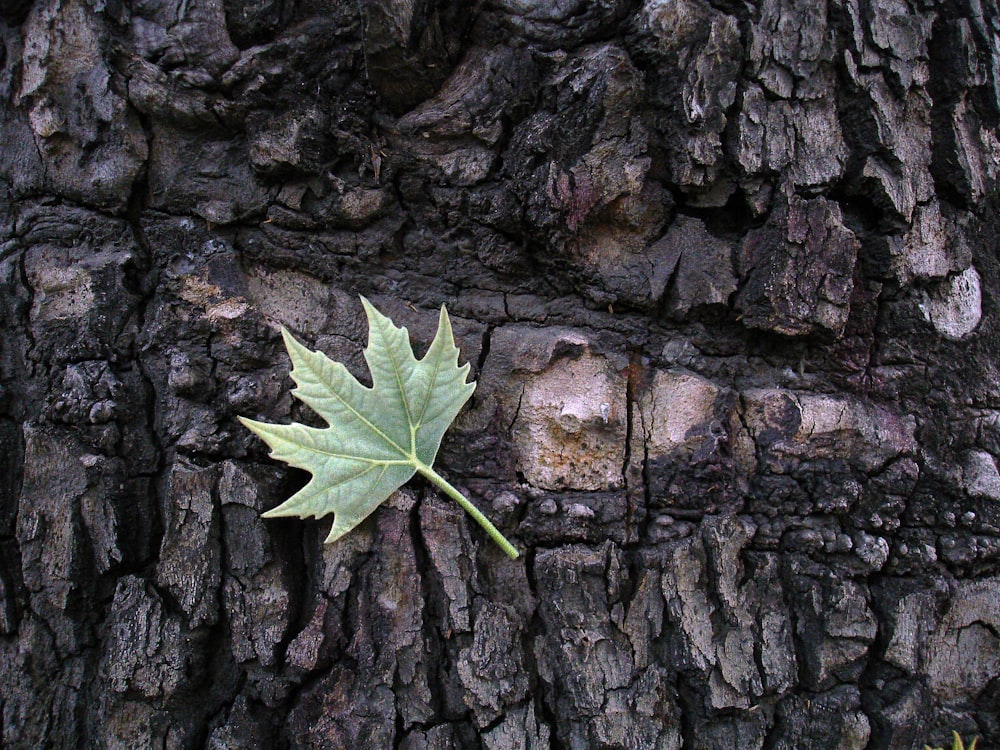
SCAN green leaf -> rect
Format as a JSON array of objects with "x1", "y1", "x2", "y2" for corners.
[
  {"x1": 924, "y1": 732, "x2": 979, "y2": 750},
  {"x1": 239, "y1": 297, "x2": 519, "y2": 558}
]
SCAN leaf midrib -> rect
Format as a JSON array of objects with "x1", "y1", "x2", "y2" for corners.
[
  {"x1": 412, "y1": 344, "x2": 442, "y2": 450},
  {"x1": 300, "y1": 463, "x2": 391, "y2": 505},
  {"x1": 299, "y1": 344, "x2": 415, "y2": 462},
  {"x1": 376, "y1": 313, "x2": 418, "y2": 457},
  {"x1": 300, "y1": 444, "x2": 414, "y2": 466}
]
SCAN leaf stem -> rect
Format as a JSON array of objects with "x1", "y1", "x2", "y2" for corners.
[{"x1": 415, "y1": 463, "x2": 520, "y2": 559}]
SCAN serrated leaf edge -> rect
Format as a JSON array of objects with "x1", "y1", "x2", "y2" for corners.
[{"x1": 240, "y1": 298, "x2": 517, "y2": 557}]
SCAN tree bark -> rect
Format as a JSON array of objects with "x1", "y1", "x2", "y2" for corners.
[{"x1": 1, "y1": 0, "x2": 999, "y2": 748}]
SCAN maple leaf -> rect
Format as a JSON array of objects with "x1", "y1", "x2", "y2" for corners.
[{"x1": 239, "y1": 297, "x2": 519, "y2": 558}]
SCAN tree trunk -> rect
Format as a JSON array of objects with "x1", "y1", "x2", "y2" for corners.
[{"x1": 2, "y1": 0, "x2": 999, "y2": 748}]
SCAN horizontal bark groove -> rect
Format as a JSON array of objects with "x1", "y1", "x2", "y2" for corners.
[{"x1": 1, "y1": 0, "x2": 999, "y2": 748}]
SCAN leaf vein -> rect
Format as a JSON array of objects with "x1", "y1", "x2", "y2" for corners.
[
  {"x1": 413, "y1": 348, "x2": 442, "y2": 441},
  {"x1": 241, "y1": 301, "x2": 516, "y2": 557},
  {"x1": 298, "y1": 353, "x2": 409, "y2": 457},
  {"x1": 376, "y1": 313, "x2": 415, "y2": 447}
]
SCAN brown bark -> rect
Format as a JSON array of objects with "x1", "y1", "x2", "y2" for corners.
[{"x1": 2, "y1": 0, "x2": 1000, "y2": 748}]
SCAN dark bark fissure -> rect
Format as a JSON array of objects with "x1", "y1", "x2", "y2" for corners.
[{"x1": 2, "y1": 0, "x2": 1000, "y2": 748}]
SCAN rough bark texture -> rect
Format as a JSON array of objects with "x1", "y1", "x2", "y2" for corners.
[{"x1": 1, "y1": 1, "x2": 999, "y2": 748}]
